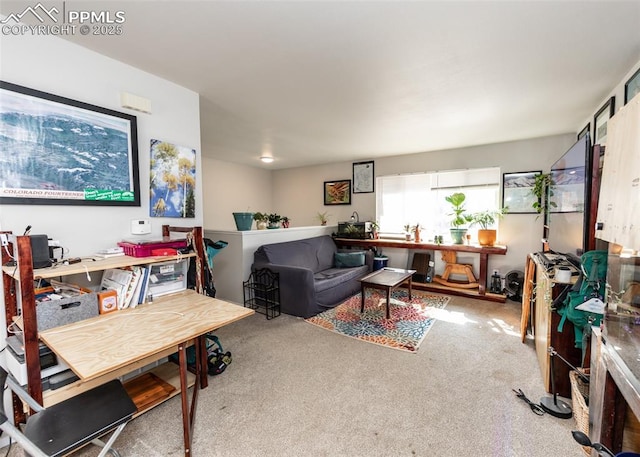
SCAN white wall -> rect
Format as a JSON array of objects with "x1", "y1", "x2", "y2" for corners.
[
  {"x1": 0, "y1": 33, "x2": 202, "y2": 343},
  {"x1": 270, "y1": 134, "x2": 576, "y2": 276},
  {"x1": 576, "y1": 59, "x2": 640, "y2": 138},
  {"x1": 0, "y1": 33, "x2": 202, "y2": 252},
  {"x1": 201, "y1": 158, "x2": 272, "y2": 230}
]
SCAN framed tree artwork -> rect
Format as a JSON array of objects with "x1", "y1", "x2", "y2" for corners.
[{"x1": 149, "y1": 139, "x2": 196, "y2": 218}]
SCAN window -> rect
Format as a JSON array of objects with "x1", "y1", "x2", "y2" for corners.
[{"x1": 375, "y1": 168, "x2": 501, "y2": 241}]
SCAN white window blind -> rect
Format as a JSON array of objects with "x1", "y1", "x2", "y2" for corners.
[{"x1": 375, "y1": 168, "x2": 501, "y2": 241}]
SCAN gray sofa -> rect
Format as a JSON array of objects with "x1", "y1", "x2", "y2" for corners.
[{"x1": 252, "y1": 235, "x2": 373, "y2": 318}]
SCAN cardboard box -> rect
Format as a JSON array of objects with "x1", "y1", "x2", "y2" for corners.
[{"x1": 97, "y1": 289, "x2": 118, "y2": 314}]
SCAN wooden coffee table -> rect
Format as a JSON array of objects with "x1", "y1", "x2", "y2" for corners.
[{"x1": 359, "y1": 268, "x2": 416, "y2": 319}]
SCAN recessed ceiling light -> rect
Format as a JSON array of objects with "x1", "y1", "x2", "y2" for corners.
[{"x1": 260, "y1": 156, "x2": 274, "y2": 163}]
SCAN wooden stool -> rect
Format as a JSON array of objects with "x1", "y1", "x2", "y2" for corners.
[{"x1": 433, "y1": 250, "x2": 479, "y2": 289}]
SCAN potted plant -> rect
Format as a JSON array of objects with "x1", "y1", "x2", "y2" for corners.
[
  {"x1": 281, "y1": 216, "x2": 290, "y2": 228},
  {"x1": 403, "y1": 224, "x2": 412, "y2": 241},
  {"x1": 370, "y1": 220, "x2": 380, "y2": 239},
  {"x1": 470, "y1": 208, "x2": 508, "y2": 246},
  {"x1": 232, "y1": 211, "x2": 254, "y2": 231},
  {"x1": 412, "y1": 223, "x2": 421, "y2": 243},
  {"x1": 253, "y1": 212, "x2": 268, "y2": 230},
  {"x1": 445, "y1": 192, "x2": 473, "y2": 244},
  {"x1": 317, "y1": 211, "x2": 330, "y2": 226},
  {"x1": 267, "y1": 213, "x2": 282, "y2": 229},
  {"x1": 531, "y1": 173, "x2": 556, "y2": 218}
]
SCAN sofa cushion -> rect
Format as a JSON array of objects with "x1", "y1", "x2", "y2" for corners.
[
  {"x1": 334, "y1": 251, "x2": 366, "y2": 268},
  {"x1": 314, "y1": 265, "x2": 368, "y2": 293},
  {"x1": 255, "y1": 236, "x2": 337, "y2": 273}
]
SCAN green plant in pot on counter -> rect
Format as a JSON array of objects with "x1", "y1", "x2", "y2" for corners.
[
  {"x1": 267, "y1": 213, "x2": 282, "y2": 228},
  {"x1": 370, "y1": 220, "x2": 380, "y2": 239},
  {"x1": 470, "y1": 207, "x2": 508, "y2": 246},
  {"x1": 445, "y1": 192, "x2": 473, "y2": 244},
  {"x1": 253, "y1": 212, "x2": 269, "y2": 230},
  {"x1": 317, "y1": 211, "x2": 330, "y2": 226}
]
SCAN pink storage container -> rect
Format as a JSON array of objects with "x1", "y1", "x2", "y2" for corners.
[{"x1": 118, "y1": 239, "x2": 187, "y2": 257}]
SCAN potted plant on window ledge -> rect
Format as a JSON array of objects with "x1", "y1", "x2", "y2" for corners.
[
  {"x1": 470, "y1": 208, "x2": 508, "y2": 246},
  {"x1": 445, "y1": 192, "x2": 473, "y2": 244}
]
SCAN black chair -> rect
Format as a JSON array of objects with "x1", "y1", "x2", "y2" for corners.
[{"x1": 0, "y1": 366, "x2": 137, "y2": 457}]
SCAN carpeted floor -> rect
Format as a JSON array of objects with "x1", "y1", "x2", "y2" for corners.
[
  {"x1": 306, "y1": 289, "x2": 450, "y2": 352},
  {"x1": 3, "y1": 294, "x2": 586, "y2": 457}
]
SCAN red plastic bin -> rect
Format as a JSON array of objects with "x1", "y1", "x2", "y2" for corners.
[{"x1": 118, "y1": 240, "x2": 187, "y2": 257}]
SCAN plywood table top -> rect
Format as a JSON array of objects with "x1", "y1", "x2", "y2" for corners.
[{"x1": 39, "y1": 290, "x2": 253, "y2": 381}]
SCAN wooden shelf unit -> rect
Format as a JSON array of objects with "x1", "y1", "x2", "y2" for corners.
[{"x1": 1, "y1": 225, "x2": 206, "y2": 419}]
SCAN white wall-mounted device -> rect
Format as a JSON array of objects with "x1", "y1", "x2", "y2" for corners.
[
  {"x1": 120, "y1": 92, "x2": 152, "y2": 114},
  {"x1": 131, "y1": 219, "x2": 151, "y2": 235}
]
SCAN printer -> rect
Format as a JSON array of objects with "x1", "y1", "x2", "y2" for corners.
[{"x1": 5, "y1": 335, "x2": 74, "y2": 389}]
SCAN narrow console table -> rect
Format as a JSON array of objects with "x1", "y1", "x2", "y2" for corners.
[{"x1": 333, "y1": 238, "x2": 507, "y2": 302}]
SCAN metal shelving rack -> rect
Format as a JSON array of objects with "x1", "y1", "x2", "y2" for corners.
[{"x1": 243, "y1": 268, "x2": 280, "y2": 319}]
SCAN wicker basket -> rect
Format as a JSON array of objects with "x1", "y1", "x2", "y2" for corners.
[{"x1": 570, "y1": 368, "x2": 590, "y2": 456}]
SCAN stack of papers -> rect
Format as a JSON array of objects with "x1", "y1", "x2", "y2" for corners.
[{"x1": 95, "y1": 247, "x2": 125, "y2": 259}]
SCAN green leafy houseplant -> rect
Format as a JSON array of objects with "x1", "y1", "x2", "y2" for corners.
[
  {"x1": 370, "y1": 220, "x2": 380, "y2": 239},
  {"x1": 267, "y1": 213, "x2": 282, "y2": 224},
  {"x1": 531, "y1": 173, "x2": 556, "y2": 217},
  {"x1": 445, "y1": 192, "x2": 473, "y2": 228},
  {"x1": 403, "y1": 224, "x2": 412, "y2": 241},
  {"x1": 470, "y1": 208, "x2": 508, "y2": 246},
  {"x1": 317, "y1": 211, "x2": 330, "y2": 226},
  {"x1": 253, "y1": 212, "x2": 268, "y2": 222},
  {"x1": 470, "y1": 208, "x2": 508, "y2": 230},
  {"x1": 253, "y1": 212, "x2": 268, "y2": 230},
  {"x1": 267, "y1": 213, "x2": 282, "y2": 228},
  {"x1": 445, "y1": 192, "x2": 473, "y2": 244}
]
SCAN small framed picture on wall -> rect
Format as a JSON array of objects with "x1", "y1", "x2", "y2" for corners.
[
  {"x1": 352, "y1": 161, "x2": 374, "y2": 193},
  {"x1": 502, "y1": 171, "x2": 541, "y2": 214},
  {"x1": 624, "y1": 67, "x2": 640, "y2": 105},
  {"x1": 593, "y1": 96, "x2": 615, "y2": 146},
  {"x1": 324, "y1": 180, "x2": 351, "y2": 205}
]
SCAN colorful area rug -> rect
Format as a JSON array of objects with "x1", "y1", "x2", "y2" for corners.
[{"x1": 306, "y1": 289, "x2": 450, "y2": 353}]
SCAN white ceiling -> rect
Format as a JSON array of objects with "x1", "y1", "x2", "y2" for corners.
[{"x1": 6, "y1": 1, "x2": 640, "y2": 169}]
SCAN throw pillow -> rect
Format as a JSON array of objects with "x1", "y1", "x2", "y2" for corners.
[{"x1": 334, "y1": 251, "x2": 365, "y2": 268}]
